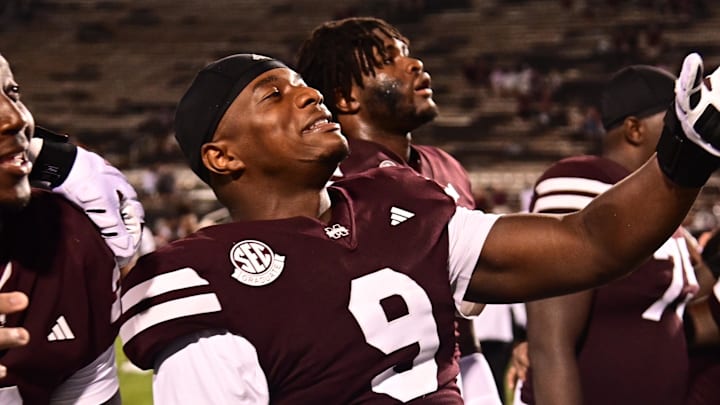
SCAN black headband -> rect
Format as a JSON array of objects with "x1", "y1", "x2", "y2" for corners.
[{"x1": 174, "y1": 54, "x2": 287, "y2": 183}]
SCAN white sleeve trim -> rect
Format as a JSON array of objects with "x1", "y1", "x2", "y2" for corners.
[
  {"x1": 532, "y1": 177, "x2": 609, "y2": 212},
  {"x1": 50, "y1": 345, "x2": 119, "y2": 404},
  {"x1": 153, "y1": 330, "x2": 269, "y2": 404},
  {"x1": 532, "y1": 194, "x2": 593, "y2": 213},
  {"x1": 119, "y1": 267, "x2": 222, "y2": 344},
  {"x1": 120, "y1": 293, "x2": 222, "y2": 344},
  {"x1": 534, "y1": 177, "x2": 611, "y2": 196},
  {"x1": 447, "y1": 207, "x2": 500, "y2": 318}
]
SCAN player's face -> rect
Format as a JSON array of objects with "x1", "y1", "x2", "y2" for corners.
[
  {"x1": 222, "y1": 67, "x2": 348, "y2": 179},
  {"x1": 0, "y1": 55, "x2": 33, "y2": 211},
  {"x1": 355, "y1": 33, "x2": 438, "y2": 132}
]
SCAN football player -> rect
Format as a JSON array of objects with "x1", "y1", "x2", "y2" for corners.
[
  {"x1": 121, "y1": 52, "x2": 720, "y2": 403},
  {"x1": 0, "y1": 52, "x2": 142, "y2": 404},
  {"x1": 518, "y1": 65, "x2": 705, "y2": 405},
  {"x1": 296, "y1": 17, "x2": 498, "y2": 403},
  {"x1": 684, "y1": 229, "x2": 720, "y2": 405}
]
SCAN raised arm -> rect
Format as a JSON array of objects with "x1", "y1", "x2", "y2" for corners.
[{"x1": 465, "y1": 53, "x2": 720, "y2": 303}]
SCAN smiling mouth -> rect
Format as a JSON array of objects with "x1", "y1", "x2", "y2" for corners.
[
  {"x1": 305, "y1": 118, "x2": 329, "y2": 131},
  {"x1": 0, "y1": 152, "x2": 32, "y2": 176},
  {"x1": 302, "y1": 118, "x2": 341, "y2": 135}
]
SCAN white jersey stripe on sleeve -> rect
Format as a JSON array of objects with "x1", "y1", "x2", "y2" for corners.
[
  {"x1": 120, "y1": 294, "x2": 222, "y2": 344},
  {"x1": 122, "y1": 267, "x2": 211, "y2": 311},
  {"x1": 532, "y1": 194, "x2": 594, "y2": 213},
  {"x1": 534, "y1": 177, "x2": 612, "y2": 196}
]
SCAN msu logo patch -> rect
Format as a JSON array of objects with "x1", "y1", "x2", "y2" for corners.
[{"x1": 230, "y1": 240, "x2": 286, "y2": 286}]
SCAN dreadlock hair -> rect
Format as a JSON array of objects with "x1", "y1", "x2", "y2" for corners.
[{"x1": 296, "y1": 17, "x2": 408, "y2": 118}]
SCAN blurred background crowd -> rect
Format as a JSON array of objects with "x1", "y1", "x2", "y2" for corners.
[{"x1": 1, "y1": 0, "x2": 718, "y2": 248}]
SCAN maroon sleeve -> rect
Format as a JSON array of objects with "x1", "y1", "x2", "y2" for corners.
[{"x1": 0, "y1": 191, "x2": 119, "y2": 403}]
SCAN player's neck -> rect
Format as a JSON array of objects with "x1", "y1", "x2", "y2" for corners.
[
  {"x1": 227, "y1": 189, "x2": 333, "y2": 223},
  {"x1": 340, "y1": 115, "x2": 413, "y2": 161},
  {"x1": 603, "y1": 149, "x2": 643, "y2": 172},
  {"x1": 370, "y1": 132, "x2": 412, "y2": 162}
]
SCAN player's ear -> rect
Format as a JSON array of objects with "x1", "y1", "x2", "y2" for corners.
[
  {"x1": 622, "y1": 116, "x2": 643, "y2": 145},
  {"x1": 334, "y1": 87, "x2": 360, "y2": 114},
  {"x1": 201, "y1": 140, "x2": 246, "y2": 178}
]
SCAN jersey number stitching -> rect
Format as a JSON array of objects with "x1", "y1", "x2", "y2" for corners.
[
  {"x1": 348, "y1": 268, "x2": 440, "y2": 402},
  {"x1": 642, "y1": 237, "x2": 696, "y2": 321}
]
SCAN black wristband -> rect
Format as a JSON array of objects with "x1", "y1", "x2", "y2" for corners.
[
  {"x1": 29, "y1": 140, "x2": 78, "y2": 189},
  {"x1": 656, "y1": 105, "x2": 720, "y2": 188}
]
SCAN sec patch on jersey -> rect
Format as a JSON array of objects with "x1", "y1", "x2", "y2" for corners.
[{"x1": 230, "y1": 239, "x2": 286, "y2": 286}]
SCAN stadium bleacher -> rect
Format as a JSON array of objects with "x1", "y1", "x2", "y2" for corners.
[{"x1": 1, "y1": 0, "x2": 718, "y2": 221}]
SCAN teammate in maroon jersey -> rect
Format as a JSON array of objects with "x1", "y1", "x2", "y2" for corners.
[
  {"x1": 684, "y1": 279, "x2": 720, "y2": 405},
  {"x1": 120, "y1": 53, "x2": 720, "y2": 403},
  {"x1": 296, "y1": 17, "x2": 474, "y2": 206},
  {"x1": 518, "y1": 65, "x2": 707, "y2": 405},
  {"x1": 0, "y1": 53, "x2": 135, "y2": 404},
  {"x1": 296, "y1": 18, "x2": 496, "y2": 403},
  {"x1": 684, "y1": 231, "x2": 720, "y2": 405}
]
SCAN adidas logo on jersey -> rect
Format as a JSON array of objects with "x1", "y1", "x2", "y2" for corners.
[
  {"x1": 390, "y1": 206, "x2": 415, "y2": 226},
  {"x1": 48, "y1": 315, "x2": 75, "y2": 341}
]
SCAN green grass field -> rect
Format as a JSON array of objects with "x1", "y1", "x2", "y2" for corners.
[{"x1": 115, "y1": 339, "x2": 153, "y2": 405}]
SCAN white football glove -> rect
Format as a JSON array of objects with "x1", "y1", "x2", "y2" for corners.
[
  {"x1": 29, "y1": 137, "x2": 145, "y2": 267},
  {"x1": 675, "y1": 52, "x2": 720, "y2": 157}
]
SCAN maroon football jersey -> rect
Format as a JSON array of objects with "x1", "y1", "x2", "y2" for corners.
[
  {"x1": 686, "y1": 282, "x2": 720, "y2": 404},
  {"x1": 521, "y1": 155, "x2": 698, "y2": 405},
  {"x1": 121, "y1": 168, "x2": 468, "y2": 404},
  {"x1": 338, "y1": 138, "x2": 475, "y2": 209},
  {"x1": 0, "y1": 190, "x2": 120, "y2": 404},
  {"x1": 336, "y1": 139, "x2": 477, "y2": 364}
]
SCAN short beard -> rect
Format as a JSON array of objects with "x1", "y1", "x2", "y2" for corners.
[{"x1": 367, "y1": 79, "x2": 438, "y2": 131}]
